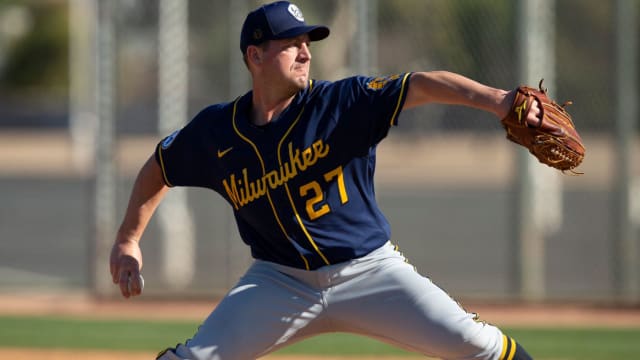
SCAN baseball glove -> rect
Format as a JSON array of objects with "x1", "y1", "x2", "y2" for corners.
[{"x1": 501, "y1": 79, "x2": 585, "y2": 174}]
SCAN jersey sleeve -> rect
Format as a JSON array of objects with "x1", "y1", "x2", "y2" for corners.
[
  {"x1": 154, "y1": 106, "x2": 220, "y2": 189},
  {"x1": 337, "y1": 73, "x2": 412, "y2": 145}
]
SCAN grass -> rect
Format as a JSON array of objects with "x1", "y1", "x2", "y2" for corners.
[
  {"x1": 0, "y1": 315, "x2": 639, "y2": 359},
  {"x1": 0, "y1": 316, "x2": 197, "y2": 351}
]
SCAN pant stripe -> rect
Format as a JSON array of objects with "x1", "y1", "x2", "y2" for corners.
[
  {"x1": 500, "y1": 335, "x2": 507, "y2": 359},
  {"x1": 507, "y1": 337, "x2": 517, "y2": 360}
]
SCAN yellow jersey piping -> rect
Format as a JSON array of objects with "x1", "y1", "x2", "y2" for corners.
[
  {"x1": 389, "y1": 73, "x2": 411, "y2": 127},
  {"x1": 277, "y1": 84, "x2": 331, "y2": 266},
  {"x1": 231, "y1": 97, "x2": 311, "y2": 270},
  {"x1": 156, "y1": 144, "x2": 174, "y2": 187}
]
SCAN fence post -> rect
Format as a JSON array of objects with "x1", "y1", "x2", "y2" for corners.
[
  {"x1": 513, "y1": 0, "x2": 560, "y2": 302},
  {"x1": 157, "y1": 0, "x2": 195, "y2": 291},
  {"x1": 92, "y1": 0, "x2": 116, "y2": 297},
  {"x1": 614, "y1": 0, "x2": 639, "y2": 304}
]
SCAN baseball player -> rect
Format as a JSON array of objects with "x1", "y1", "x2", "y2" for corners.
[{"x1": 110, "y1": 1, "x2": 539, "y2": 359}]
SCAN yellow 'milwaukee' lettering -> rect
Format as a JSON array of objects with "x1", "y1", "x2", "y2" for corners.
[{"x1": 223, "y1": 140, "x2": 330, "y2": 210}]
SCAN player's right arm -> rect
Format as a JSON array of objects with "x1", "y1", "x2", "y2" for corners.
[{"x1": 109, "y1": 154, "x2": 169, "y2": 298}]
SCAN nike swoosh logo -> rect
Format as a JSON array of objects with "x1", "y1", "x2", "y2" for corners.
[{"x1": 217, "y1": 147, "x2": 233, "y2": 158}]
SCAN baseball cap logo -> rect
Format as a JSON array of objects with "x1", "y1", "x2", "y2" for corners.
[
  {"x1": 253, "y1": 28, "x2": 263, "y2": 41},
  {"x1": 287, "y1": 4, "x2": 305, "y2": 22}
]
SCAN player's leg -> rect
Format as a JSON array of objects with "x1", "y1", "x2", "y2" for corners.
[
  {"x1": 324, "y1": 242, "x2": 532, "y2": 360},
  {"x1": 156, "y1": 260, "x2": 327, "y2": 360}
]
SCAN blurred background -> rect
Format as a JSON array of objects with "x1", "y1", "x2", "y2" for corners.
[{"x1": 0, "y1": 0, "x2": 638, "y2": 305}]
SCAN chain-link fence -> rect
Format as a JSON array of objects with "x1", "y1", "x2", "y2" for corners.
[{"x1": 0, "y1": 0, "x2": 638, "y2": 303}]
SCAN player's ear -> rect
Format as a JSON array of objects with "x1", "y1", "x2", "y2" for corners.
[{"x1": 246, "y1": 46, "x2": 262, "y2": 66}]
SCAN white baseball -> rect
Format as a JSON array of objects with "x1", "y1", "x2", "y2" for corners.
[{"x1": 127, "y1": 273, "x2": 145, "y2": 294}]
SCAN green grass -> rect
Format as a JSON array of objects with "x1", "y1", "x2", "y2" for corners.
[
  {"x1": 0, "y1": 316, "x2": 197, "y2": 351},
  {"x1": 0, "y1": 315, "x2": 639, "y2": 359}
]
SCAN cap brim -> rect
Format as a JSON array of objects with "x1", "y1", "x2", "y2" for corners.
[{"x1": 273, "y1": 25, "x2": 330, "y2": 42}]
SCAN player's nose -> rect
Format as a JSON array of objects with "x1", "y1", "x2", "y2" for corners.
[{"x1": 299, "y1": 42, "x2": 311, "y2": 61}]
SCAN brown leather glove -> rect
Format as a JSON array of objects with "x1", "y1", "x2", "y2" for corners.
[{"x1": 501, "y1": 79, "x2": 585, "y2": 174}]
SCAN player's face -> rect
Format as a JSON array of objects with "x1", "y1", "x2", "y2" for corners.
[{"x1": 260, "y1": 34, "x2": 312, "y2": 92}]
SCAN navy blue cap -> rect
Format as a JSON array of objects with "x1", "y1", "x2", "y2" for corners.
[{"x1": 240, "y1": 1, "x2": 330, "y2": 54}]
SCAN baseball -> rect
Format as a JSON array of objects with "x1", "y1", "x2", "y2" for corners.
[{"x1": 127, "y1": 273, "x2": 145, "y2": 294}]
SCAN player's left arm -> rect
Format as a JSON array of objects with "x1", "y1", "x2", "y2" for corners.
[{"x1": 403, "y1": 71, "x2": 541, "y2": 125}]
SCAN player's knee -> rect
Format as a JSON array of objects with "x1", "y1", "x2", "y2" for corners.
[{"x1": 499, "y1": 335, "x2": 533, "y2": 360}]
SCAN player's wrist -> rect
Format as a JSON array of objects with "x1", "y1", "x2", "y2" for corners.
[
  {"x1": 114, "y1": 231, "x2": 141, "y2": 246},
  {"x1": 496, "y1": 89, "x2": 514, "y2": 119}
]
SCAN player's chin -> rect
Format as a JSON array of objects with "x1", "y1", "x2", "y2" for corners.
[{"x1": 293, "y1": 74, "x2": 309, "y2": 89}]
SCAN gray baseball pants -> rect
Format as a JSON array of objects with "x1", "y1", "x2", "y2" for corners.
[{"x1": 158, "y1": 241, "x2": 505, "y2": 359}]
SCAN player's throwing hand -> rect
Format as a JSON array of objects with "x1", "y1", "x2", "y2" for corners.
[{"x1": 109, "y1": 239, "x2": 144, "y2": 298}]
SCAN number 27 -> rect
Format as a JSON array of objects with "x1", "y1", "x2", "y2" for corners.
[{"x1": 299, "y1": 166, "x2": 349, "y2": 220}]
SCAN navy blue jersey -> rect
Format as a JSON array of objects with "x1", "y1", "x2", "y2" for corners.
[{"x1": 156, "y1": 73, "x2": 411, "y2": 270}]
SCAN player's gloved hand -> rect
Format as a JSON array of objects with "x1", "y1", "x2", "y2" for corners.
[
  {"x1": 503, "y1": 87, "x2": 543, "y2": 127},
  {"x1": 525, "y1": 98, "x2": 542, "y2": 127},
  {"x1": 109, "y1": 239, "x2": 144, "y2": 298},
  {"x1": 500, "y1": 80, "x2": 584, "y2": 173}
]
